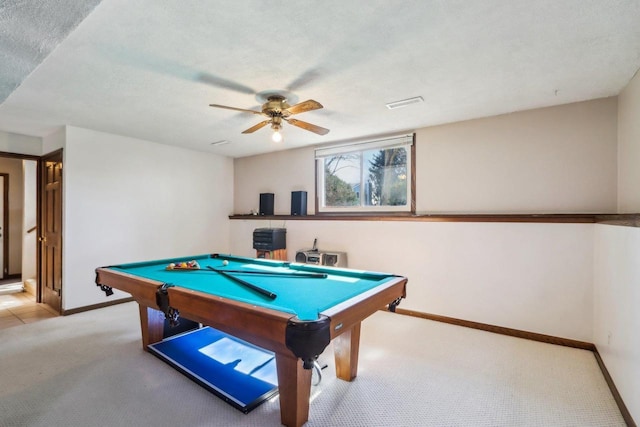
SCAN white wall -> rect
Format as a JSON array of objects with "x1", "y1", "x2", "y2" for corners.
[
  {"x1": 592, "y1": 69, "x2": 640, "y2": 423},
  {"x1": 0, "y1": 130, "x2": 41, "y2": 156},
  {"x1": 62, "y1": 126, "x2": 234, "y2": 310},
  {"x1": 593, "y1": 225, "x2": 640, "y2": 422},
  {"x1": 21, "y1": 160, "x2": 37, "y2": 282},
  {"x1": 230, "y1": 219, "x2": 594, "y2": 342}
]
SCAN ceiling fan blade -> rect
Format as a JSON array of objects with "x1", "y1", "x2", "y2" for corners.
[
  {"x1": 242, "y1": 120, "x2": 271, "y2": 134},
  {"x1": 284, "y1": 118, "x2": 330, "y2": 135},
  {"x1": 209, "y1": 104, "x2": 263, "y2": 115},
  {"x1": 284, "y1": 99, "x2": 323, "y2": 116}
]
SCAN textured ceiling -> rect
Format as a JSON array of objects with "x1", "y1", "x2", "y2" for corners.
[
  {"x1": 1, "y1": 0, "x2": 640, "y2": 158},
  {"x1": 0, "y1": 0, "x2": 101, "y2": 103}
]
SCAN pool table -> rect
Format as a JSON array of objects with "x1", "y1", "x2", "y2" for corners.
[{"x1": 95, "y1": 253, "x2": 407, "y2": 427}]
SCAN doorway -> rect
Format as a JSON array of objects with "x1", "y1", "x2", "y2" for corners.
[{"x1": 0, "y1": 156, "x2": 38, "y2": 297}]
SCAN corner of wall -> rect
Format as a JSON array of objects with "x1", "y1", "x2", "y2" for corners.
[
  {"x1": 617, "y1": 67, "x2": 640, "y2": 213},
  {"x1": 42, "y1": 126, "x2": 66, "y2": 155}
]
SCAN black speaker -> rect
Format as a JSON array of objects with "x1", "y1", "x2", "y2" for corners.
[
  {"x1": 291, "y1": 191, "x2": 307, "y2": 215},
  {"x1": 259, "y1": 193, "x2": 274, "y2": 216}
]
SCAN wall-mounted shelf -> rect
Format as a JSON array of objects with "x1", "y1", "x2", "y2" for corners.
[{"x1": 229, "y1": 213, "x2": 640, "y2": 226}]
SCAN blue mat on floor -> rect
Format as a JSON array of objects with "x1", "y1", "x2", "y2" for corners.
[{"x1": 148, "y1": 326, "x2": 278, "y2": 413}]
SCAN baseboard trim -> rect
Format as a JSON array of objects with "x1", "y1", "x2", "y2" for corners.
[
  {"x1": 394, "y1": 308, "x2": 594, "y2": 350},
  {"x1": 592, "y1": 347, "x2": 637, "y2": 427},
  {"x1": 393, "y1": 308, "x2": 635, "y2": 427},
  {"x1": 62, "y1": 297, "x2": 134, "y2": 316}
]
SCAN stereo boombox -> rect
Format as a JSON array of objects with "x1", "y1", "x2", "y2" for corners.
[{"x1": 295, "y1": 250, "x2": 348, "y2": 268}]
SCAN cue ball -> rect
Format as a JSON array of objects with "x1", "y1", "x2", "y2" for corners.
[{"x1": 222, "y1": 260, "x2": 229, "y2": 266}]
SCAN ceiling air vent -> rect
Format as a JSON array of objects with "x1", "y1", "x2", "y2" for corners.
[
  {"x1": 385, "y1": 96, "x2": 424, "y2": 110},
  {"x1": 210, "y1": 140, "x2": 230, "y2": 146}
]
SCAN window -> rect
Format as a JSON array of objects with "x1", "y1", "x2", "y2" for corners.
[{"x1": 316, "y1": 134, "x2": 414, "y2": 213}]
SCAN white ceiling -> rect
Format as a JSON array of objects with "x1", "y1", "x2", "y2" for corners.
[{"x1": 1, "y1": 0, "x2": 640, "y2": 158}]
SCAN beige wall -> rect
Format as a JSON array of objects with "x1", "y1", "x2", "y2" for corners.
[
  {"x1": 0, "y1": 157, "x2": 24, "y2": 276},
  {"x1": 618, "y1": 69, "x2": 640, "y2": 212},
  {"x1": 232, "y1": 98, "x2": 619, "y2": 342},
  {"x1": 416, "y1": 98, "x2": 618, "y2": 213},
  {"x1": 235, "y1": 98, "x2": 618, "y2": 215},
  {"x1": 235, "y1": 148, "x2": 314, "y2": 215}
]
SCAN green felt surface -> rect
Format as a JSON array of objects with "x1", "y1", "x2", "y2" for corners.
[{"x1": 109, "y1": 254, "x2": 393, "y2": 321}]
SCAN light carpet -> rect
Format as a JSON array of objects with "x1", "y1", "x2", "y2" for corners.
[{"x1": 0, "y1": 302, "x2": 625, "y2": 426}]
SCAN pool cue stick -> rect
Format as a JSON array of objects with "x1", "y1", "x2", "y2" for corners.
[
  {"x1": 207, "y1": 269, "x2": 326, "y2": 278},
  {"x1": 168, "y1": 268, "x2": 325, "y2": 278},
  {"x1": 206, "y1": 266, "x2": 277, "y2": 299}
]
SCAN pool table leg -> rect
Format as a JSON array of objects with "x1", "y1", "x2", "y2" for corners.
[
  {"x1": 138, "y1": 304, "x2": 164, "y2": 350},
  {"x1": 275, "y1": 353, "x2": 312, "y2": 427},
  {"x1": 333, "y1": 322, "x2": 361, "y2": 381}
]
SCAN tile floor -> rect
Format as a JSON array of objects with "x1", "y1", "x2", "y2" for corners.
[{"x1": 0, "y1": 292, "x2": 59, "y2": 329}]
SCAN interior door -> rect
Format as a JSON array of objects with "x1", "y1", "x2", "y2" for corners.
[{"x1": 39, "y1": 151, "x2": 63, "y2": 313}]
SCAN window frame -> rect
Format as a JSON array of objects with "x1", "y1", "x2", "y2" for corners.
[{"x1": 315, "y1": 133, "x2": 416, "y2": 214}]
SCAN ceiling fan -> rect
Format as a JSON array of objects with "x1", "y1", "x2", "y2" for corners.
[{"x1": 209, "y1": 95, "x2": 329, "y2": 142}]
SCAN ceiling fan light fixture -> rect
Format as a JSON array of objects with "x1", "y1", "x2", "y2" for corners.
[
  {"x1": 385, "y1": 96, "x2": 424, "y2": 110},
  {"x1": 271, "y1": 119, "x2": 283, "y2": 142},
  {"x1": 210, "y1": 93, "x2": 329, "y2": 139}
]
